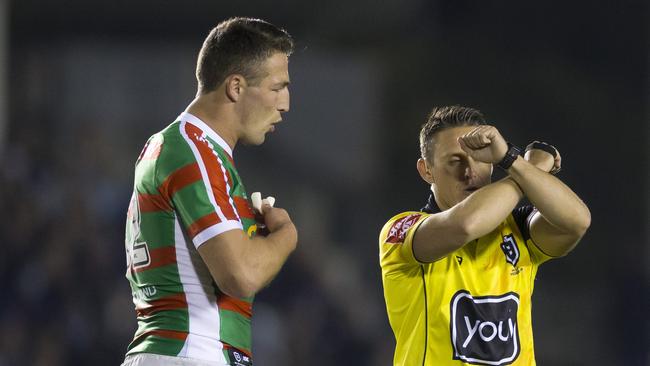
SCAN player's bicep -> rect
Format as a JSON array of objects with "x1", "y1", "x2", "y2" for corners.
[
  {"x1": 529, "y1": 211, "x2": 581, "y2": 257},
  {"x1": 197, "y1": 229, "x2": 252, "y2": 298}
]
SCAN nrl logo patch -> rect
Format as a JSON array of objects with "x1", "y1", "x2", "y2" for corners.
[{"x1": 500, "y1": 234, "x2": 520, "y2": 267}]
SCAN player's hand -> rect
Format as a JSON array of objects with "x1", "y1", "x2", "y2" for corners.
[
  {"x1": 261, "y1": 204, "x2": 295, "y2": 233},
  {"x1": 524, "y1": 141, "x2": 561, "y2": 174},
  {"x1": 458, "y1": 125, "x2": 508, "y2": 164}
]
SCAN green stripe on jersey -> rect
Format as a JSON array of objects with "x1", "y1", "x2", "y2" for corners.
[
  {"x1": 172, "y1": 181, "x2": 219, "y2": 229},
  {"x1": 219, "y1": 310, "x2": 252, "y2": 352},
  {"x1": 139, "y1": 212, "x2": 175, "y2": 249}
]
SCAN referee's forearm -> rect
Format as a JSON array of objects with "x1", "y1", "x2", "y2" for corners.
[
  {"x1": 507, "y1": 157, "x2": 591, "y2": 236},
  {"x1": 450, "y1": 177, "x2": 523, "y2": 240}
]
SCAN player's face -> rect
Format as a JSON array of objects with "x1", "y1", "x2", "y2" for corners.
[
  {"x1": 429, "y1": 126, "x2": 493, "y2": 210},
  {"x1": 238, "y1": 52, "x2": 290, "y2": 145}
]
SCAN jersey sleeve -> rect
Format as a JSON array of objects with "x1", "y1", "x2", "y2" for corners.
[
  {"x1": 160, "y1": 124, "x2": 243, "y2": 248},
  {"x1": 512, "y1": 205, "x2": 556, "y2": 265},
  {"x1": 379, "y1": 212, "x2": 430, "y2": 269}
]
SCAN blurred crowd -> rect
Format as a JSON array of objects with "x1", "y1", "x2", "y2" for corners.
[{"x1": 0, "y1": 121, "x2": 134, "y2": 365}]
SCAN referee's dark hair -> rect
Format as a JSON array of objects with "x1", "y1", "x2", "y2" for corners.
[
  {"x1": 419, "y1": 105, "x2": 486, "y2": 162},
  {"x1": 196, "y1": 17, "x2": 294, "y2": 94}
]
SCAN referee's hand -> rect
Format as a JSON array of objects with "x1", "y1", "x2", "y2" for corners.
[
  {"x1": 524, "y1": 141, "x2": 562, "y2": 174},
  {"x1": 458, "y1": 125, "x2": 508, "y2": 164}
]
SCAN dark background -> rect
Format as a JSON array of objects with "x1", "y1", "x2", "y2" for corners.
[{"x1": 1, "y1": 0, "x2": 647, "y2": 365}]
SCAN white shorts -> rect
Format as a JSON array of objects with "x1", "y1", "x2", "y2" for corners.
[{"x1": 121, "y1": 353, "x2": 229, "y2": 366}]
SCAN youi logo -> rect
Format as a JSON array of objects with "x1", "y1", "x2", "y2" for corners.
[{"x1": 450, "y1": 291, "x2": 521, "y2": 365}]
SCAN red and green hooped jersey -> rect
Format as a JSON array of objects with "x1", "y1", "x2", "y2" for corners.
[{"x1": 125, "y1": 112, "x2": 258, "y2": 364}]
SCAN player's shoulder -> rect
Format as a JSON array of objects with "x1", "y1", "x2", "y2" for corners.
[
  {"x1": 379, "y1": 211, "x2": 430, "y2": 243},
  {"x1": 138, "y1": 121, "x2": 195, "y2": 177},
  {"x1": 158, "y1": 120, "x2": 187, "y2": 146},
  {"x1": 156, "y1": 120, "x2": 197, "y2": 156}
]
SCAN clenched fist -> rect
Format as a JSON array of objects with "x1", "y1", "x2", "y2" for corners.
[{"x1": 458, "y1": 125, "x2": 509, "y2": 164}]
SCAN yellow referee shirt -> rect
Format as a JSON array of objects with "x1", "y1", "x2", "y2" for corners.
[{"x1": 379, "y1": 205, "x2": 554, "y2": 366}]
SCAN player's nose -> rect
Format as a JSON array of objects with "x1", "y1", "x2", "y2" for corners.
[{"x1": 277, "y1": 88, "x2": 290, "y2": 112}]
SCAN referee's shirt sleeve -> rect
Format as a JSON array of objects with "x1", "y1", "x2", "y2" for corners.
[
  {"x1": 379, "y1": 212, "x2": 430, "y2": 270},
  {"x1": 512, "y1": 205, "x2": 557, "y2": 265}
]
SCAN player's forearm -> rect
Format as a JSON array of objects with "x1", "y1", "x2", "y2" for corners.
[
  {"x1": 449, "y1": 177, "x2": 523, "y2": 241},
  {"x1": 246, "y1": 223, "x2": 297, "y2": 293},
  {"x1": 507, "y1": 157, "x2": 591, "y2": 236}
]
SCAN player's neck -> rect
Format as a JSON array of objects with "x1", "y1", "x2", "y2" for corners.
[{"x1": 185, "y1": 93, "x2": 238, "y2": 150}]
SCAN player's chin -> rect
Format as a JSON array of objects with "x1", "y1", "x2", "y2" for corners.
[{"x1": 241, "y1": 134, "x2": 266, "y2": 146}]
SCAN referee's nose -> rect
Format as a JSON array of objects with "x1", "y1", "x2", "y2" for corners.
[{"x1": 463, "y1": 158, "x2": 479, "y2": 181}]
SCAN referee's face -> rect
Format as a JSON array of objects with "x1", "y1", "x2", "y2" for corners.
[{"x1": 428, "y1": 126, "x2": 493, "y2": 210}]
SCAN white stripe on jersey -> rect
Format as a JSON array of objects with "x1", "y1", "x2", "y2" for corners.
[
  {"x1": 212, "y1": 148, "x2": 241, "y2": 223},
  {"x1": 178, "y1": 120, "x2": 242, "y2": 247},
  {"x1": 194, "y1": 221, "x2": 242, "y2": 247},
  {"x1": 174, "y1": 218, "x2": 227, "y2": 363}
]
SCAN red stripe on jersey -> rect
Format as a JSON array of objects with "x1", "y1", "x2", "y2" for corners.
[
  {"x1": 184, "y1": 123, "x2": 239, "y2": 221},
  {"x1": 134, "y1": 246, "x2": 177, "y2": 273},
  {"x1": 223, "y1": 343, "x2": 252, "y2": 358},
  {"x1": 217, "y1": 294, "x2": 253, "y2": 318},
  {"x1": 136, "y1": 293, "x2": 188, "y2": 317},
  {"x1": 134, "y1": 329, "x2": 188, "y2": 342},
  {"x1": 233, "y1": 196, "x2": 255, "y2": 220},
  {"x1": 187, "y1": 212, "x2": 221, "y2": 239},
  {"x1": 138, "y1": 193, "x2": 172, "y2": 213},
  {"x1": 159, "y1": 162, "x2": 203, "y2": 199}
]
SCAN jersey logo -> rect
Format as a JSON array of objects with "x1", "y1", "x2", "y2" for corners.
[
  {"x1": 450, "y1": 290, "x2": 521, "y2": 365},
  {"x1": 456, "y1": 255, "x2": 463, "y2": 265},
  {"x1": 386, "y1": 214, "x2": 422, "y2": 244},
  {"x1": 500, "y1": 234, "x2": 520, "y2": 267}
]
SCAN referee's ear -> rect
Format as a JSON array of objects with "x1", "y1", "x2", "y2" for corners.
[{"x1": 417, "y1": 158, "x2": 435, "y2": 184}]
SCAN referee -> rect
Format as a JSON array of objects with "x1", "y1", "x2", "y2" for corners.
[{"x1": 379, "y1": 105, "x2": 590, "y2": 365}]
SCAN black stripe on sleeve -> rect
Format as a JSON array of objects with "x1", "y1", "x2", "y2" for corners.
[{"x1": 511, "y1": 205, "x2": 536, "y2": 242}]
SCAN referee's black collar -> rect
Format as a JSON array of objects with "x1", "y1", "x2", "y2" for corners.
[{"x1": 421, "y1": 193, "x2": 441, "y2": 214}]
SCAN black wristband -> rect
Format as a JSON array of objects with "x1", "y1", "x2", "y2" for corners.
[
  {"x1": 497, "y1": 143, "x2": 521, "y2": 170},
  {"x1": 525, "y1": 141, "x2": 558, "y2": 158}
]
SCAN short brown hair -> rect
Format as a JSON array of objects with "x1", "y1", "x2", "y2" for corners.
[
  {"x1": 419, "y1": 105, "x2": 486, "y2": 161},
  {"x1": 196, "y1": 17, "x2": 294, "y2": 93}
]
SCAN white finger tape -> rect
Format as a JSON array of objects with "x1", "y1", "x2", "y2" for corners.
[{"x1": 251, "y1": 192, "x2": 262, "y2": 213}]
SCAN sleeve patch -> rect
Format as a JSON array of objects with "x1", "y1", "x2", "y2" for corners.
[{"x1": 386, "y1": 214, "x2": 422, "y2": 244}]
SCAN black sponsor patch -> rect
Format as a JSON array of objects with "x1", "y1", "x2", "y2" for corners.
[
  {"x1": 450, "y1": 290, "x2": 520, "y2": 365},
  {"x1": 500, "y1": 234, "x2": 520, "y2": 267},
  {"x1": 227, "y1": 348, "x2": 252, "y2": 366}
]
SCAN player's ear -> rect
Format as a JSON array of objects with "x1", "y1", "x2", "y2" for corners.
[
  {"x1": 417, "y1": 158, "x2": 435, "y2": 184},
  {"x1": 225, "y1": 74, "x2": 247, "y2": 102}
]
